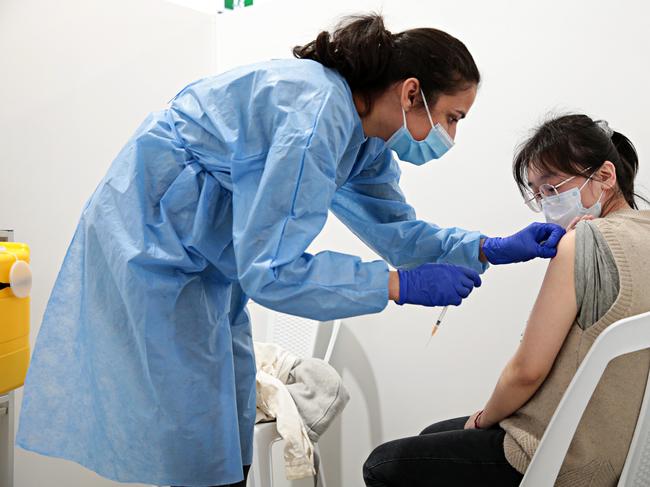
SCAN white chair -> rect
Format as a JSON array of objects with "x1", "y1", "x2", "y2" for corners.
[
  {"x1": 248, "y1": 311, "x2": 342, "y2": 487},
  {"x1": 521, "y1": 311, "x2": 650, "y2": 486}
]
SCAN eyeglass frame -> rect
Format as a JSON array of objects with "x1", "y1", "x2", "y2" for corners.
[{"x1": 523, "y1": 167, "x2": 596, "y2": 212}]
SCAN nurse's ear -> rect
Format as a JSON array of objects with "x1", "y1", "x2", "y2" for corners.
[{"x1": 399, "y1": 78, "x2": 421, "y2": 112}]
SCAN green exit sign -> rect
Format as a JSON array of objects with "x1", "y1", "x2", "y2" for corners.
[{"x1": 224, "y1": 0, "x2": 253, "y2": 8}]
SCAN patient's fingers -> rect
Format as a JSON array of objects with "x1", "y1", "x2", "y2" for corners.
[{"x1": 567, "y1": 214, "x2": 595, "y2": 231}]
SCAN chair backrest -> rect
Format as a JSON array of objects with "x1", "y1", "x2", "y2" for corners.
[
  {"x1": 619, "y1": 358, "x2": 650, "y2": 485},
  {"x1": 520, "y1": 311, "x2": 650, "y2": 487},
  {"x1": 266, "y1": 311, "x2": 341, "y2": 363}
]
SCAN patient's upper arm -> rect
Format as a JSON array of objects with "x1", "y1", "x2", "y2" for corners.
[{"x1": 511, "y1": 230, "x2": 578, "y2": 383}]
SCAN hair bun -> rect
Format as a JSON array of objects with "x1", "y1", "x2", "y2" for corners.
[{"x1": 595, "y1": 119, "x2": 614, "y2": 138}]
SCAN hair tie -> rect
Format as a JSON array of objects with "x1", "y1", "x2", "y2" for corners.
[{"x1": 596, "y1": 119, "x2": 614, "y2": 138}]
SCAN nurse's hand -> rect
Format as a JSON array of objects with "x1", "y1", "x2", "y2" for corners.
[
  {"x1": 392, "y1": 263, "x2": 481, "y2": 307},
  {"x1": 481, "y1": 222, "x2": 566, "y2": 265}
]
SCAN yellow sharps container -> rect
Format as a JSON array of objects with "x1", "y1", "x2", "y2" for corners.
[{"x1": 0, "y1": 243, "x2": 31, "y2": 394}]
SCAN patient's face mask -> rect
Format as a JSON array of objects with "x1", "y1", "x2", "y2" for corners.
[
  {"x1": 386, "y1": 89, "x2": 455, "y2": 165},
  {"x1": 541, "y1": 176, "x2": 604, "y2": 229}
]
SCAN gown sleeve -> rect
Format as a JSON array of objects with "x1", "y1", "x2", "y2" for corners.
[
  {"x1": 231, "y1": 88, "x2": 389, "y2": 321},
  {"x1": 330, "y1": 148, "x2": 488, "y2": 273}
]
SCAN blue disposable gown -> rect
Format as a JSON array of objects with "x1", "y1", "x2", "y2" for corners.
[{"x1": 17, "y1": 59, "x2": 486, "y2": 486}]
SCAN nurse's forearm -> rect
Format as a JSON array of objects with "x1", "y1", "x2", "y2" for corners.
[
  {"x1": 479, "y1": 238, "x2": 488, "y2": 263},
  {"x1": 388, "y1": 271, "x2": 400, "y2": 301}
]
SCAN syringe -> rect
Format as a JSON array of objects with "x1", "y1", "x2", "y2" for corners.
[{"x1": 426, "y1": 306, "x2": 448, "y2": 347}]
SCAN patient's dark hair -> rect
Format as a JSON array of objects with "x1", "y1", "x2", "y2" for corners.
[
  {"x1": 293, "y1": 13, "x2": 480, "y2": 115},
  {"x1": 513, "y1": 114, "x2": 647, "y2": 210}
]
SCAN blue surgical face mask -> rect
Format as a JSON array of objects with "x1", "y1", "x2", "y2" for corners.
[
  {"x1": 385, "y1": 89, "x2": 454, "y2": 165},
  {"x1": 541, "y1": 177, "x2": 604, "y2": 229}
]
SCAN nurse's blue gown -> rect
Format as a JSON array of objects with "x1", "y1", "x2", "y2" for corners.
[{"x1": 17, "y1": 59, "x2": 486, "y2": 486}]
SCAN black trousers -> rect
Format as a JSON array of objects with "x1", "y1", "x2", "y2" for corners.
[
  {"x1": 363, "y1": 417, "x2": 523, "y2": 487},
  {"x1": 173, "y1": 465, "x2": 250, "y2": 487}
]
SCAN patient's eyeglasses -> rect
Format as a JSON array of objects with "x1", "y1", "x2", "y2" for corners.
[
  {"x1": 524, "y1": 166, "x2": 596, "y2": 212},
  {"x1": 523, "y1": 175, "x2": 577, "y2": 212}
]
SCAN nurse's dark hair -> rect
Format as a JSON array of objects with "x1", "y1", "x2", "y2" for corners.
[
  {"x1": 292, "y1": 13, "x2": 480, "y2": 114},
  {"x1": 513, "y1": 114, "x2": 647, "y2": 210}
]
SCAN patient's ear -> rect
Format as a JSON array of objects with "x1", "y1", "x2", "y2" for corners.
[{"x1": 596, "y1": 161, "x2": 617, "y2": 190}]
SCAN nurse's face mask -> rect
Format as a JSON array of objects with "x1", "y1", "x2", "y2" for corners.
[
  {"x1": 386, "y1": 89, "x2": 455, "y2": 165},
  {"x1": 525, "y1": 169, "x2": 604, "y2": 229}
]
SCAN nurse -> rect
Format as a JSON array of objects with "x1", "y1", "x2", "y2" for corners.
[{"x1": 17, "y1": 13, "x2": 564, "y2": 487}]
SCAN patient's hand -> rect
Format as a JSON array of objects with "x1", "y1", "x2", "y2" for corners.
[
  {"x1": 464, "y1": 410, "x2": 495, "y2": 430},
  {"x1": 567, "y1": 214, "x2": 595, "y2": 231}
]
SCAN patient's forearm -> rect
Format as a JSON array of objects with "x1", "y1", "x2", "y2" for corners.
[{"x1": 480, "y1": 360, "x2": 545, "y2": 427}]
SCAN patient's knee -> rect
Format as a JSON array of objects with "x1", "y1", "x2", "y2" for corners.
[{"x1": 363, "y1": 443, "x2": 393, "y2": 486}]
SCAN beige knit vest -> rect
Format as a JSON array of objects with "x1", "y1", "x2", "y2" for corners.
[{"x1": 500, "y1": 209, "x2": 650, "y2": 487}]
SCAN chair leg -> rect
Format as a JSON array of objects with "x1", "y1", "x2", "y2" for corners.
[
  {"x1": 250, "y1": 434, "x2": 326, "y2": 487},
  {"x1": 314, "y1": 444, "x2": 327, "y2": 487},
  {"x1": 248, "y1": 439, "x2": 277, "y2": 487}
]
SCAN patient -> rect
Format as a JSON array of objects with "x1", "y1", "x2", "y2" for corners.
[{"x1": 363, "y1": 114, "x2": 650, "y2": 487}]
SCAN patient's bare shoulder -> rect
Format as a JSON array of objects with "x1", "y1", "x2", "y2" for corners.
[{"x1": 549, "y1": 228, "x2": 576, "y2": 267}]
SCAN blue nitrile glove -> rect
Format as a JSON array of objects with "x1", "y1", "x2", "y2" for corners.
[
  {"x1": 396, "y1": 263, "x2": 482, "y2": 307},
  {"x1": 482, "y1": 222, "x2": 566, "y2": 265}
]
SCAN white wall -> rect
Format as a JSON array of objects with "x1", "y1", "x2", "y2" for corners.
[
  {"x1": 0, "y1": 1, "x2": 216, "y2": 485},
  {"x1": 1, "y1": 1, "x2": 649, "y2": 486}
]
